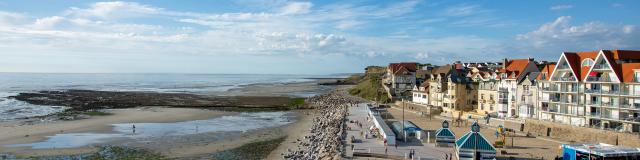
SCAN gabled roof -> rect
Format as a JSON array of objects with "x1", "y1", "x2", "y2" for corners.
[
  {"x1": 562, "y1": 51, "x2": 598, "y2": 81},
  {"x1": 537, "y1": 64, "x2": 556, "y2": 80},
  {"x1": 389, "y1": 62, "x2": 417, "y2": 75},
  {"x1": 432, "y1": 64, "x2": 453, "y2": 76},
  {"x1": 601, "y1": 50, "x2": 640, "y2": 83},
  {"x1": 498, "y1": 59, "x2": 533, "y2": 80}
]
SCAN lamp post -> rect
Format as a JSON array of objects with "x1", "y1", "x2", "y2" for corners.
[{"x1": 402, "y1": 98, "x2": 406, "y2": 142}]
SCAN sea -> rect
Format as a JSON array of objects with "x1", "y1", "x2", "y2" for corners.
[{"x1": 0, "y1": 73, "x2": 338, "y2": 121}]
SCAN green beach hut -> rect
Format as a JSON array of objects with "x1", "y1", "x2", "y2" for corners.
[
  {"x1": 435, "y1": 120, "x2": 456, "y2": 147},
  {"x1": 455, "y1": 121, "x2": 496, "y2": 160}
]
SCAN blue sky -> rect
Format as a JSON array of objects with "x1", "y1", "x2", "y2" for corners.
[{"x1": 0, "y1": 0, "x2": 638, "y2": 74}]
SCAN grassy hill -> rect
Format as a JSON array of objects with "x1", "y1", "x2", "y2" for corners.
[{"x1": 347, "y1": 66, "x2": 390, "y2": 103}]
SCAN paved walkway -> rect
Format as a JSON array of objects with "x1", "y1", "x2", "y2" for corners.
[{"x1": 345, "y1": 103, "x2": 453, "y2": 160}]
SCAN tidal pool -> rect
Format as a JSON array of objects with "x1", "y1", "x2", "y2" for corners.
[{"x1": 6, "y1": 111, "x2": 294, "y2": 149}]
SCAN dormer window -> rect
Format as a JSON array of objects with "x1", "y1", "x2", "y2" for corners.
[
  {"x1": 582, "y1": 58, "x2": 594, "y2": 67},
  {"x1": 541, "y1": 73, "x2": 547, "y2": 80}
]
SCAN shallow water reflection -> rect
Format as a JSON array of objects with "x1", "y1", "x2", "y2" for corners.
[{"x1": 7, "y1": 111, "x2": 293, "y2": 149}]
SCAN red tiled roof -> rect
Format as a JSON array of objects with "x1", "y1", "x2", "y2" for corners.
[
  {"x1": 602, "y1": 50, "x2": 640, "y2": 82},
  {"x1": 621, "y1": 63, "x2": 640, "y2": 83},
  {"x1": 537, "y1": 64, "x2": 556, "y2": 80},
  {"x1": 563, "y1": 51, "x2": 598, "y2": 81},
  {"x1": 499, "y1": 59, "x2": 531, "y2": 79},
  {"x1": 389, "y1": 62, "x2": 417, "y2": 75}
]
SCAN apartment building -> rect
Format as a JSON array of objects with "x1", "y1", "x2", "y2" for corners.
[
  {"x1": 442, "y1": 69, "x2": 477, "y2": 113},
  {"x1": 537, "y1": 64, "x2": 556, "y2": 120},
  {"x1": 496, "y1": 59, "x2": 539, "y2": 118},
  {"x1": 428, "y1": 65, "x2": 452, "y2": 110},
  {"x1": 542, "y1": 51, "x2": 598, "y2": 126},
  {"x1": 475, "y1": 72, "x2": 500, "y2": 116},
  {"x1": 583, "y1": 50, "x2": 640, "y2": 132}
]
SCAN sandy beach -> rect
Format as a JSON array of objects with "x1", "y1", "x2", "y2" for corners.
[
  {"x1": 0, "y1": 107, "x2": 234, "y2": 157},
  {"x1": 266, "y1": 110, "x2": 317, "y2": 159}
]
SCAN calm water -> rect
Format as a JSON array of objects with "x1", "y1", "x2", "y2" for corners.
[
  {"x1": 0, "y1": 73, "x2": 332, "y2": 120},
  {"x1": 7, "y1": 111, "x2": 294, "y2": 149}
]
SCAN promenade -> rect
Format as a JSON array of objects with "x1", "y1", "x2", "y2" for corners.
[{"x1": 345, "y1": 103, "x2": 452, "y2": 160}]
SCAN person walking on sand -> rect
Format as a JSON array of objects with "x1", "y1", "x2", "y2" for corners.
[{"x1": 132, "y1": 124, "x2": 136, "y2": 133}]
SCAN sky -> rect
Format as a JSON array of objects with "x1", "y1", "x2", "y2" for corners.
[{"x1": 0, "y1": 0, "x2": 638, "y2": 74}]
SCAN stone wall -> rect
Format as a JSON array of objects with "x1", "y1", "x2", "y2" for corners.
[
  {"x1": 396, "y1": 101, "x2": 441, "y2": 115},
  {"x1": 524, "y1": 119, "x2": 640, "y2": 147}
]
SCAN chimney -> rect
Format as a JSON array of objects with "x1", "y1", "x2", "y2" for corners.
[
  {"x1": 502, "y1": 58, "x2": 508, "y2": 69},
  {"x1": 528, "y1": 57, "x2": 535, "y2": 62}
]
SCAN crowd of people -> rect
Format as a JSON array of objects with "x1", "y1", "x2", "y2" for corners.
[{"x1": 282, "y1": 90, "x2": 365, "y2": 160}]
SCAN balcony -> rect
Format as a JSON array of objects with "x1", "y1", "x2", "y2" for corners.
[
  {"x1": 585, "y1": 89, "x2": 600, "y2": 93},
  {"x1": 621, "y1": 103, "x2": 640, "y2": 110},
  {"x1": 601, "y1": 114, "x2": 618, "y2": 120},
  {"x1": 556, "y1": 77, "x2": 576, "y2": 81},
  {"x1": 593, "y1": 64, "x2": 609, "y2": 70},
  {"x1": 622, "y1": 91, "x2": 640, "y2": 97},
  {"x1": 556, "y1": 65, "x2": 571, "y2": 70},
  {"x1": 559, "y1": 88, "x2": 578, "y2": 93},
  {"x1": 542, "y1": 87, "x2": 559, "y2": 92},
  {"x1": 498, "y1": 98, "x2": 508, "y2": 104},
  {"x1": 586, "y1": 76, "x2": 613, "y2": 82}
]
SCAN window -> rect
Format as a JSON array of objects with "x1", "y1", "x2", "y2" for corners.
[
  {"x1": 481, "y1": 94, "x2": 484, "y2": 99},
  {"x1": 422, "y1": 95, "x2": 426, "y2": 98},
  {"x1": 635, "y1": 71, "x2": 640, "y2": 82},
  {"x1": 581, "y1": 58, "x2": 594, "y2": 67},
  {"x1": 541, "y1": 73, "x2": 547, "y2": 80}
]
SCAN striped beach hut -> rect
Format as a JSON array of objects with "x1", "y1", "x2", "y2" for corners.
[
  {"x1": 455, "y1": 121, "x2": 496, "y2": 160},
  {"x1": 435, "y1": 120, "x2": 455, "y2": 147}
]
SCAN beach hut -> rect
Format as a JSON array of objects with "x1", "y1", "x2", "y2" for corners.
[
  {"x1": 455, "y1": 121, "x2": 496, "y2": 160},
  {"x1": 561, "y1": 143, "x2": 640, "y2": 160},
  {"x1": 435, "y1": 120, "x2": 456, "y2": 147},
  {"x1": 390, "y1": 120, "x2": 423, "y2": 141}
]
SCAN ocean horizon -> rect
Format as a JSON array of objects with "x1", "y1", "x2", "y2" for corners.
[{"x1": 0, "y1": 73, "x2": 341, "y2": 120}]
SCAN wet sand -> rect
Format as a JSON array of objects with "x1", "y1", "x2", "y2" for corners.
[
  {"x1": 0, "y1": 107, "x2": 232, "y2": 157},
  {"x1": 0, "y1": 80, "x2": 341, "y2": 159},
  {"x1": 267, "y1": 110, "x2": 317, "y2": 159}
]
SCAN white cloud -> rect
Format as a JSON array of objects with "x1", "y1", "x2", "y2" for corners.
[
  {"x1": 550, "y1": 5, "x2": 573, "y2": 11},
  {"x1": 516, "y1": 16, "x2": 639, "y2": 52},
  {"x1": 279, "y1": 2, "x2": 313, "y2": 15},
  {"x1": 414, "y1": 52, "x2": 429, "y2": 60},
  {"x1": 0, "y1": 11, "x2": 24, "y2": 26},
  {"x1": 623, "y1": 25, "x2": 634, "y2": 34},
  {"x1": 442, "y1": 4, "x2": 488, "y2": 17},
  {"x1": 32, "y1": 16, "x2": 65, "y2": 29},
  {"x1": 65, "y1": 1, "x2": 160, "y2": 19}
]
